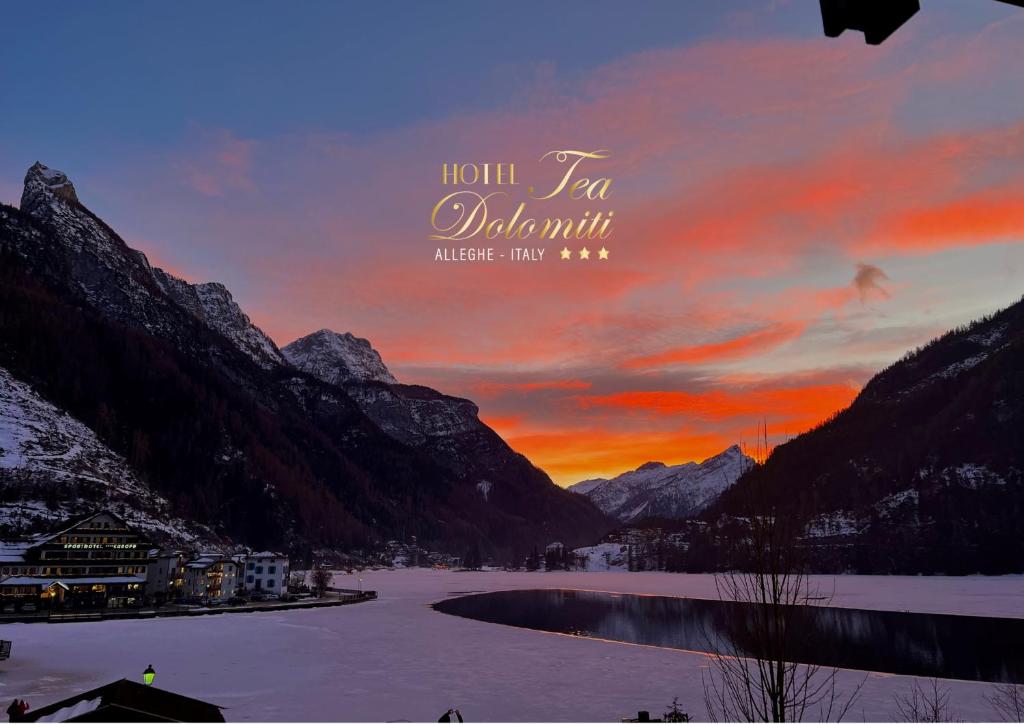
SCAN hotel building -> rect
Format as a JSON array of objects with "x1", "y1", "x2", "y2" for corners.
[{"x1": 0, "y1": 511, "x2": 152, "y2": 610}]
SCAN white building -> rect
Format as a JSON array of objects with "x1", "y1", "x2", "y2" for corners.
[
  {"x1": 183, "y1": 555, "x2": 240, "y2": 603},
  {"x1": 146, "y1": 550, "x2": 185, "y2": 602},
  {"x1": 239, "y1": 552, "x2": 288, "y2": 596}
]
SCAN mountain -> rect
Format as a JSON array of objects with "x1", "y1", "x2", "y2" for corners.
[
  {"x1": 283, "y1": 330, "x2": 396, "y2": 385},
  {"x1": 152, "y1": 271, "x2": 284, "y2": 369},
  {"x1": 0, "y1": 162, "x2": 609, "y2": 556},
  {"x1": 284, "y1": 330, "x2": 489, "y2": 445},
  {"x1": 568, "y1": 446, "x2": 753, "y2": 522},
  {"x1": 0, "y1": 366, "x2": 214, "y2": 545},
  {"x1": 283, "y1": 329, "x2": 613, "y2": 548},
  {"x1": 710, "y1": 296, "x2": 1024, "y2": 573}
]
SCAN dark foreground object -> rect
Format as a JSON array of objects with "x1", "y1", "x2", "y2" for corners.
[
  {"x1": 820, "y1": 0, "x2": 920, "y2": 44},
  {"x1": 436, "y1": 589, "x2": 1024, "y2": 684},
  {"x1": 820, "y1": 0, "x2": 1024, "y2": 45},
  {"x1": 22, "y1": 679, "x2": 223, "y2": 722}
]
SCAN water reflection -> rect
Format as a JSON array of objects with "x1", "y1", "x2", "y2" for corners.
[{"x1": 434, "y1": 589, "x2": 1024, "y2": 684}]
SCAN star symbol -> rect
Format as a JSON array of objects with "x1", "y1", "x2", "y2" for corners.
[
  {"x1": 579, "y1": 247, "x2": 591, "y2": 260},
  {"x1": 598, "y1": 247, "x2": 609, "y2": 260},
  {"x1": 560, "y1": 246, "x2": 572, "y2": 260}
]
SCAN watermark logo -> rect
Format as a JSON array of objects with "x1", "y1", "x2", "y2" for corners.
[{"x1": 430, "y1": 149, "x2": 614, "y2": 263}]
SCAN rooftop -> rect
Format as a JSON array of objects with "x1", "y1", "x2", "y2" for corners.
[{"x1": 23, "y1": 678, "x2": 225, "y2": 723}]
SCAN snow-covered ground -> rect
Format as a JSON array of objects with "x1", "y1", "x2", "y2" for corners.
[{"x1": 1, "y1": 570, "x2": 1022, "y2": 722}]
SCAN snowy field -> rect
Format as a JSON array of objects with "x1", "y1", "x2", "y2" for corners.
[{"x1": 1, "y1": 569, "x2": 1022, "y2": 722}]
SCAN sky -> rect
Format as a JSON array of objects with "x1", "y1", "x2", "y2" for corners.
[{"x1": 2, "y1": 1, "x2": 1024, "y2": 485}]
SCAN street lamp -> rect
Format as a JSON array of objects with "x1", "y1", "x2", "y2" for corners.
[{"x1": 143, "y1": 664, "x2": 156, "y2": 686}]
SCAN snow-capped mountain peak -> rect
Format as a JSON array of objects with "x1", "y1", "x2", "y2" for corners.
[
  {"x1": 568, "y1": 444, "x2": 753, "y2": 522},
  {"x1": 22, "y1": 162, "x2": 79, "y2": 210},
  {"x1": 282, "y1": 329, "x2": 397, "y2": 385}
]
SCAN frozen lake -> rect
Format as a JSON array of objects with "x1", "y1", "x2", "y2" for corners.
[
  {"x1": 436, "y1": 588, "x2": 1024, "y2": 683},
  {"x1": 0, "y1": 569, "x2": 1021, "y2": 721}
]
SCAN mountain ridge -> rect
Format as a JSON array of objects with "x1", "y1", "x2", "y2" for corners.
[
  {"x1": 707, "y1": 294, "x2": 1024, "y2": 573},
  {"x1": 0, "y1": 162, "x2": 610, "y2": 555},
  {"x1": 568, "y1": 445, "x2": 753, "y2": 522}
]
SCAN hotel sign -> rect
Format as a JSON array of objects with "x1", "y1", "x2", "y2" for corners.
[{"x1": 62, "y1": 543, "x2": 139, "y2": 550}]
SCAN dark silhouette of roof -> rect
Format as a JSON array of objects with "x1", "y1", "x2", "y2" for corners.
[
  {"x1": 821, "y1": 0, "x2": 1023, "y2": 45},
  {"x1": 820, "y1": 0, "x2": 920, "y2": 45},
  {"x1": 22, "y1": 679, "x2": 224, "y2": 722}
]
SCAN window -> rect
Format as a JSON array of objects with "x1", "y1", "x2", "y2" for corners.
[
  {"x1": 268, "y1": 566, "x2": 276, "y2": 574},
  {"x1": 267, "y1": 580, "x2": 275, "y2": 587},
  {"x1": 255, "y1": 566, "x2": 263, "y2": 574},
  {"x1": 246, "y1": 575, "x2": 254, "y2": 583},
  {"x1": 247, "y1": 562, "x2": 255, "y2": 570}
]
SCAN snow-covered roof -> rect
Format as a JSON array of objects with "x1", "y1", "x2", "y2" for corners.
[
  {"x1": 0, "y1": 511, "x2": 143, "y2": 565},
  {"x1": 35, "y1": 696, "x2": 101, "y2": 723},
  {"x1": 153, "y1": 549, "x2": 184, "y2": 558},
  {"x1": 247, "y1": 551, "x2": 284, "y2": 559},
  {"x1": 186, "y1": 555, "x2": 232, "y2": 569}
]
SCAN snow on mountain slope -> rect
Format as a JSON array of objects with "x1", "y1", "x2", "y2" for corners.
[
  {"x1": 152, "y1": 269, "x2": 284, "y2": 368},
  {"x1": 282, "y1": 329, "x2": 397, "y2": 385},
  {"x1": 568, "y1": 446, "x2": 753, "y2": 522},
  {"x1": 0, "y1": 366, "x2": 210, "y2": 544}
]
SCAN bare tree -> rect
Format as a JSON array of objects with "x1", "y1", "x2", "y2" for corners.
[
  {"x1": 989, "y1": 684, "x2": 1024, "y2": 722},
  {"x1": 310, "y1": 561, "x2": 333, "y2": 598},
  {"x1": 288, "y1": 568, "x2": 306, "y2": 592},
  {"x1": 702, "y1": 424, "x2": 863, "y2": 722},
  {"x1": 893, "y1": 679, "x2": 960, "y2": 722}
]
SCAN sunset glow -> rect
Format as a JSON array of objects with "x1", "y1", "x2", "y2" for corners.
[{"x1": 3, "y1": 2, "x2": 1023, "y2": 486}]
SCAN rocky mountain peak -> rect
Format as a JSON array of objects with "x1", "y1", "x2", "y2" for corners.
[
  {"x1": 22, "y1": 162, "x2": 79, "y2": 212},
  {"x1": 283, "y1": 329, "x2": 397, "y2": 385},
  {"x1": 636, "y1": 461, "x2": 666, "y2": 472},
  {"x1": 569, "y1": 444, "x2": 753, "y2": 522},
  {"x1": 713, "y1": 444, "x2": 745, "y2": 460},
  {"x1": 150, "y1": 270, "x2": 284, "y2": 369}
]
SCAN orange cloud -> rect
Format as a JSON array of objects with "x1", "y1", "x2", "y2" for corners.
[
  {"x1": 497, "y1": 380, "x2": 860, "y2": 484},
  {"x1": 472, "y1": 379, "x2": 592, "y2": 398},
  {"x1": 869, "y1": 190, "x2": 1024, "y2": 252},
  {"x1": 576, "y1": 384, "x2": 858, "y2": 425},
  {"x1": 503, "y1": 427, "x2": 735, "y2": 486},
  {"x1": 624, "y1": 321, "x2": 808, "y2": 369}
]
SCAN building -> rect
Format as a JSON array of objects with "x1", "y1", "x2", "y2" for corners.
[
  {"x1": 22, "y1": 678, "x2": 225, "y2": 722},
  {"x1": 239, "y1": 551, "x2": 289, "y2": 596},
  {"x1": 183, "y1": 555, "x2": 240, "y2": 603},
  {"x1": 146, "y1": 550, "x2": 186, "y2": 602},
  {"x1": 0, "y1": 511, "x2": 152, "y2": 611}
]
